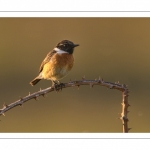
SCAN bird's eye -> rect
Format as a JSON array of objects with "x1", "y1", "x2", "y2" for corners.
[
  {"x1": 64, "y1": 44, "x2": 69, "y2": 47},
  {"x1": 63, "y1": 44, "x2": 68, "y2": 47}
]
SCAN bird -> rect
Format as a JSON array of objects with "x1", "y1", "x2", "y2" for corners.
[{"x1": 30, "y1": 40, "x2": 79, "y2": 89}]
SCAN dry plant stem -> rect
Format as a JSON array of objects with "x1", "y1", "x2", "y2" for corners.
[
  {"x1": 0, "y1": 78, "x2": 130, "y2": 132},
  {"x1": 121, "y1": 89, "x2": 130, "y2": 133}
]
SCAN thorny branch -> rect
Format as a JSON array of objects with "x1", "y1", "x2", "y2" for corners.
[{"x1": 0, "y1": 77, "x2": 130, "y2": 132}]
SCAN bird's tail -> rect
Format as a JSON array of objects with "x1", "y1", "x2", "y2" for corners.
[{"x1": 30, "y1": 77, "x2": 41, "y2": 86}]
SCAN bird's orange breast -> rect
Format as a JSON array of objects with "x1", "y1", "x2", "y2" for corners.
[{"x1": 42, "y1": 53, "x2": 74, "y2": 81}]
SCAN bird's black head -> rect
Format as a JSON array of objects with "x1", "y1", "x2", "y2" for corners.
[{"x1": 56, "y1": 40, "x2": 79, "y2": 54}]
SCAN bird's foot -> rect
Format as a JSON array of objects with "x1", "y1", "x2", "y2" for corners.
[
  {"x1": 58, "y1": 83, "x2": 65, "y2": 91},
  {"x1": 52, "y1": 81, "x2": 65, "y2": 92}
]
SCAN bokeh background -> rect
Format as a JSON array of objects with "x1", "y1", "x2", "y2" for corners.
[{"x1": 0, "y1": 18, "x2": 150, "y2": 132}]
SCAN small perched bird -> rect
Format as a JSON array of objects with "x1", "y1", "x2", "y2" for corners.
[{"x1": 30, "y1": 40, "x2": 79, "y2": 88}]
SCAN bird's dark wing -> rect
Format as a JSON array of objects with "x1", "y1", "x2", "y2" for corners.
[{"x1": 39, "y1": 50, "x2": 56, "y2": 73}]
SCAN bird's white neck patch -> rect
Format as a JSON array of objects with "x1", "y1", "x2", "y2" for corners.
[{"x1": 54, "y1": 47, "x2": 68, "y2": 54}]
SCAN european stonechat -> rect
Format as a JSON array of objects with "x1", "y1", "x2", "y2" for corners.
[{"x1": 30, "y1": 40, "x2": 79, "y2": 87}]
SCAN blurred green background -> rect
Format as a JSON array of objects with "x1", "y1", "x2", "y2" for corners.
[{"x1": 0, "y1": 18, "x2": 150, "y2": 132}]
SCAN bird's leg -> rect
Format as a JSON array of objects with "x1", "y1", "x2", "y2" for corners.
[
  {"x1": 52, "y1": 80, "x2": 60, "y2": 91},
  {"x1": 57, "y1": 81, "x2": 65, "y2": 91},
  {"x1": 51, "y1": 80, "x2": 65, "y2": 91}
]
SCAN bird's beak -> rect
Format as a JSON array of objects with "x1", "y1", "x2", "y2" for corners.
[{"x1": 74, "y1": 44, "x2": 79, "y2": 47}]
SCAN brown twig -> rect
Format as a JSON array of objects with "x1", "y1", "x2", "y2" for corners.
[
  {"x1": 120, "y1": 89, "x2": 131, "y2": 133},
  {"x1": 0, "y1": 78, "x2": 130, "y2": 132}
]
